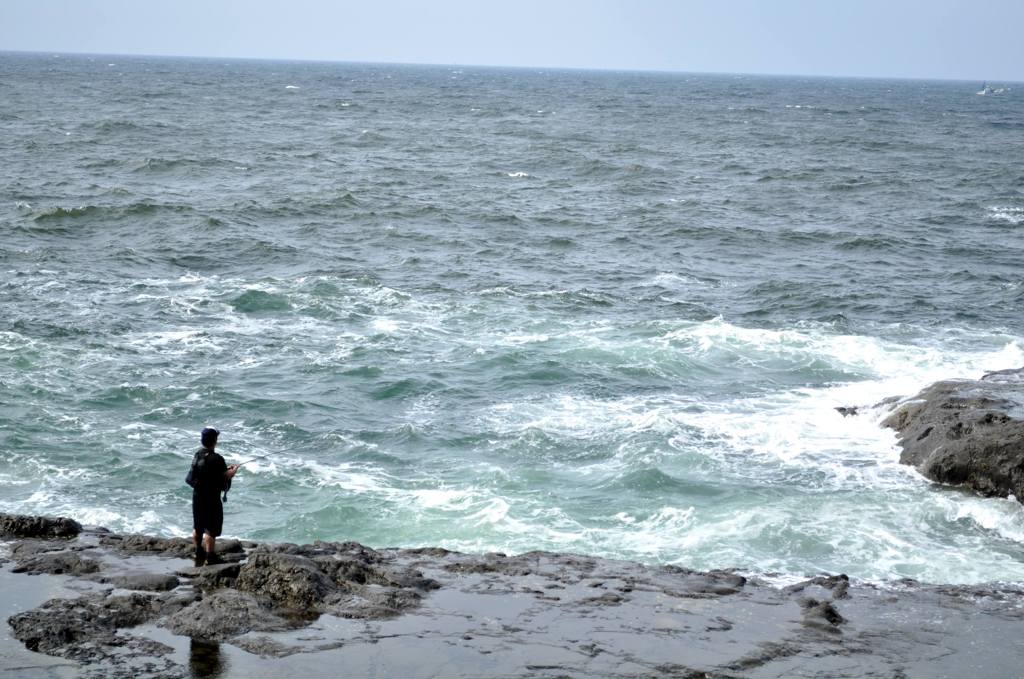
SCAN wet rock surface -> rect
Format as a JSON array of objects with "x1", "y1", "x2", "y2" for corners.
[
  {"x1": 882, "y1": 367, "x2": 1024, "y2": 499},
  {"x1": 86, "y1": 571, "x2": 182, "y2": 592},
  {"x1": 7, "y1": 535, "x2": 103, "y2": 579},
  {"x1": 2, "y1": 513, "x2": 1024, "y2": 677}
]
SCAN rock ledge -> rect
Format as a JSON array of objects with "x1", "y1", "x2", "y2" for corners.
[
  {"x1": 882, "y1": 367, "x2": 1024, "y2": 499},
  {"x1": 3, "y1": 513, "x2": 1024, "y2": 677}
]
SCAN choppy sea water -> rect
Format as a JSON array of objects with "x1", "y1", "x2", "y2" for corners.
[{"x1": 2, "y1": 52, "x2": 1023, "y2": 584}]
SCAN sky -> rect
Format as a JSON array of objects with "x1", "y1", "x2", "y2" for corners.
[{"x1": 1, "y1": 0, "x2": 1022, "y2": 81}]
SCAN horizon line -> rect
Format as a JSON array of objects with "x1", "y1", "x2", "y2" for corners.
[{"x1": 2, "y1": 48, "x2": 1018, "y2": 86}]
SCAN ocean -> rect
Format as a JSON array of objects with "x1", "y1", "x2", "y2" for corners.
[{"x1": 1, "y1": 52, "x2": 1022, "y2": 585}]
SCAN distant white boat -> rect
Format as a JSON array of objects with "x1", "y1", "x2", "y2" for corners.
[{"x1": 976, "y1": 82, "x2": 1007, "y2": 96}]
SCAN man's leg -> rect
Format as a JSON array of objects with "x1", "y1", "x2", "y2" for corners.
[
  {"x1": 193, "y1": 528, "x2": 206, "y2": 567},
  {"x1": 202, "y1": 499, "x2": 224, "y2": 564},
  {"x1": 202, "y1": 532, "x2": 216, "y2": 560}
]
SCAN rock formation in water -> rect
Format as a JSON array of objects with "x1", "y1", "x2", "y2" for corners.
[{"x1": 883, "y1": 367, "x2": 1024, "y2": 500}]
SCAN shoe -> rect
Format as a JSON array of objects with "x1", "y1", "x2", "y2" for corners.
[
  {"x1": 204, "y1": 552, "x2": 224, "y2": 566},
  {"x1": 194, "y1": 545, "x2": 206, "y2": 568}
]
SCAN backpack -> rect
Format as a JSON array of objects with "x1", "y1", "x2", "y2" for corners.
[
  {"x1": 185, "y1": 449, "x2": 204, "y2": 488},
  {"x1": 185, "y1": 449, "x2": 230, "y2": 501}
]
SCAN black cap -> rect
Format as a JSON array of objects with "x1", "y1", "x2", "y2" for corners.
[{"x1": 201, "y1": 427, "x2": 219, "y2": 447}]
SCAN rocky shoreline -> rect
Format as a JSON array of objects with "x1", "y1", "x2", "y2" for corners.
[
  {"x1": 2, "y1": 512, "x2": 1024, "y2": 678},
  {"x1": 4, "y1": 369, "x2": 1024, "y2": 677}
]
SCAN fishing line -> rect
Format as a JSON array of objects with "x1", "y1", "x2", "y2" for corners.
[{"x1": 220, "y1": 442, "x2": 311, "y2": 501}]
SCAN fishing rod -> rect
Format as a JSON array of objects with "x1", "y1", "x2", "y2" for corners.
[
  {"x1": 221, "y1": 444, "x2": 301, "y2": 502},
  {"x1": 228, "y1": 441, "x2": 310, "y2": 468},
  {"x1": 234, "y1": 452, "x2": 274, "y2": 467}
]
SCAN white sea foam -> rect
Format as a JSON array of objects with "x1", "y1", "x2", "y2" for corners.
[
  {"x1": 647, "y1": 272, "x2": 729, "y2": 290},
  {"x1": 0, "y1": 470, "x2": 185, "y2": 537},
  {"x1": 74, "y1": 506, "x2": 128, "y2": 527},
  {"x1": 123, "y1": 329, "x2": 224, "y2": 355},
  {"x1": 370, "y1": 318, "x2": 400, "y2": 334},
  {"x1": 668, "y1": 323, "x2": 1021, "y2": 468},
  {"x1": 129, "y1": 330, "x2": 202, "y2": 345},
  {"x1": 299, "y1": 457, "x2": 516, "y2": 529},
  {"x1": 484, "y1": 319, "x2": 1024, "y2": 449},
  {"x1": 660, "y1": 317, "x2": 1022, "y2": 384},
  {"x1": 412, "y1": 488, "x2": 472, "y2": 509},
  {"x1": 364, "y1": 285, "x2": 412, "y2": 306},
  {"x1": 0, "y1": 330, "x2": 35, "y2": 351},
  {"x1": 674, "y1": 387, "x2": 910, "y2": 489},
  {"x1": 486, "y1": 393, "x2": 689, "y2": 443},
  {"x1": 300, "y1": 459, "x2": 396, "y2": 495},
  {"x1": 470, "y1": 319, "x2": 1024, "y2": 580},
  {"x1": 941, "y1": 494, "x2": 1024, "y2": 543},
  {"x1": 988, "y1": 206, "x2": 1024, "y2": 225},
  {"x1": 404, "y1": 488, "x2": 512, "y2": 526},
  {"x1": 502, "y1": 333, "x2": 550, "y2": 345},
  {"x1": 0, "y1": 472, "x2": 32, "y2": 487},
  {"x1": 467, "y1": 497, "x2": 511, "y2": 525},
  {"x1": 606, "y1": 490, "x2": 1024, "y2": 584},
  {"x1": 506, "y1": 172, "x2": 530, "y2": 178},
  {"x1": 475, "y1": 286, "x2": 513, "y2": 296}
]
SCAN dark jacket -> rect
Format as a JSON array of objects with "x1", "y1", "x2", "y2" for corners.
[{"x1": 189, "y1": 447, "x2": 231, "y2": 498}]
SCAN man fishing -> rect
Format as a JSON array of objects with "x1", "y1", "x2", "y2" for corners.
[{"x1": 187, "y1": 427, "x2": 238, "y2": 567}]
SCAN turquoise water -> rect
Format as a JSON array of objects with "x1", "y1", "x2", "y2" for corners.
[{"x1": 2, "y1": 52, "x2": 1023, "y2": 584}]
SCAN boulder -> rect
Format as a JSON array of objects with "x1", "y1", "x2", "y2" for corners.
[
  {"x1": 176, "y1": 562, "x2": 242, "y2": 591},
  {"x1": 7, "y1": 590, "x2": 184, "y2": 657},
  {"x1": 799, "y1": 597, "x2": 845, "y2": 633},
  {"x1": 235, "y1": 551, "x2": 337, "y2": 611},
  {"x1": 330, "y1": 587, "x2": 423, "y2": 620},
  {"x1": 313, "y1": 554, "x2": 439, "y2": 591},
  {"x1": 162, "y1": 589, "x2": 291, "y2": 641},
  {"x1": 783, "y1": 574, "x2": 850, "y2": 600},
  {"x1": 12, "y1": 550, "x2": 101, "y2": 576},
  {"x1": 0, "y1": 513, "x2": 81, "y2": 539},
  {"x1": 98, "y1": 533, "x2": 195, "y2": 558},
  {"x1": 883, "y1": 368, "x2": 1024, "y2": 499}
]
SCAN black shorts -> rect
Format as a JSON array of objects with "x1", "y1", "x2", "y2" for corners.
[{"x1": 192, "y1": 493, "x2": 224, "y2": 537}]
